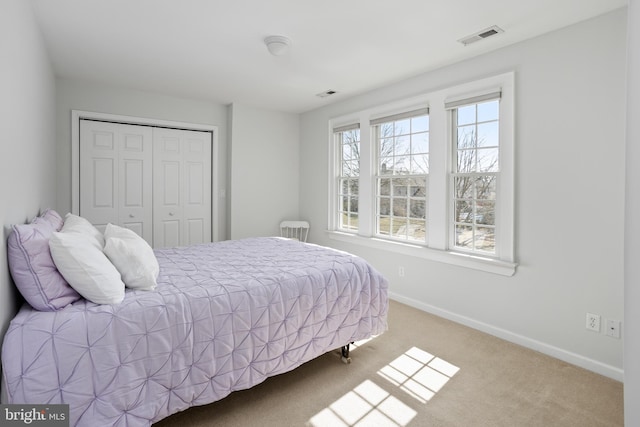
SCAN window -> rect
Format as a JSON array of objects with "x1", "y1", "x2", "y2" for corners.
[
  {"x1": 373, "y1": 110, "x2": 429, "y2": 242},
  {"x1": 335, "y1": 124, "x2": 360, "y2": 232},
  {"x1": 328, "y1": 73, "x2": 515, "y2": 275},
  {"x1": 450, "y1": 97, "x2": 500, "y2": 254}
]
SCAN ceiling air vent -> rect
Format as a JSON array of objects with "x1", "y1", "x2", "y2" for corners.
[
  {"x1": 316, "y1": 90, "x2": 337, "y2": 98},
  {"x1": 458, "y1": 25, "x2": 504, "y2": 46}
]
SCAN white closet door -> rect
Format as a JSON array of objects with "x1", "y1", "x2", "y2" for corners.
[
  {"x1": 79, "y1": 120, "x2": 153, "y2": 242},
  {"x1": 153, "y1": 128, "x2": 212, "y2": 248}
]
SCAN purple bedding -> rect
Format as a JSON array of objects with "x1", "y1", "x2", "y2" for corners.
[{"x1": 2, "y1": 237, "x2": 388, "y2": 426}]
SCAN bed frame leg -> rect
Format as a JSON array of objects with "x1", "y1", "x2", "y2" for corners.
[{"x1": 341, "y1": 343, "x2": 352, "y2": 364}]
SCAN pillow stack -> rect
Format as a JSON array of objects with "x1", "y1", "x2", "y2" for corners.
[{"x1": 8, "y1": 210, "x2": 160, "y2": 310}]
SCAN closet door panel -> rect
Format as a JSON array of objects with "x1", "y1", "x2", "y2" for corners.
[
  {"x1": 80, "y1": 121, "x2": 119, "y2": 233},
  {"x1": 80, "y1": 120, "x2": 153, "y2": 242},
  {"x1": 153, "y1": 132, "x2": 184, "y2": 248},
  {"x1": 160, "y1": 220, "x2": 181, "y2": 248},
  {"x1": 183, "y1": 133, "x2": 212, "y2": 246},
  {"x1": 118, "y1": 127, "x2": 153, "y2": 242},
  {"x1": 153, "y1": 128, "x2": 212, "y2": 247}
]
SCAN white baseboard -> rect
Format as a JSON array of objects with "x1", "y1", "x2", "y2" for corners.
[{"x1": 388, "y1": 292, "x2": 624, "y2": 382}]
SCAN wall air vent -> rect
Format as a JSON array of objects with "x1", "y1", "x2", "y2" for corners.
[
  {"x1": 316, "y1": 90, "x2": 337, "y2": 98},
  {"x1": 458, "y1": 25, "x2": 504, "y2": 46}
]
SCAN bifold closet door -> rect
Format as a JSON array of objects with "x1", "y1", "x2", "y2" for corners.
[
  {"x1": 79, "y1": 120, "x2": 153, "y2": 242},
  {"x1": 153, "y1": 127, "x2": 212, "y2": 248}
]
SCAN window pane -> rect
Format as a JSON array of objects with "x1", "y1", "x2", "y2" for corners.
[
  {"x1": 456, "y1": 149, "x2": 476, "y2": 173},
  {"x1": 411, "y1": 154, "x2": 428, "y2": 174},
  {"x1": 409, "y1": 199, "x2": 425, "y2": 219},
  {"x1": 457, "y1": 105, "x2": 476, "y2": 126},
  {"x1": 379, "y1": 178, "x2": 391, "y2": 196},
  {"x1": 350, "y1": 197, "x2": 358, "y2": 213},
  {"x1": 408, "y1": 219, "x2": 426, "y2": 241},
  {"x1": 393, "y1": 218, "x2": 408, "y2": 237},
  {"x1": 347, "y1": 213, "x2": 359, "y2": 230},
  {"x1": 392, "y1": 198, "x2": 407, "y2": 216},
  {"x1": 477, "y1": 100, "x2": 499, "y2": 122},
  {"x1": 393, "y1": 179, "x2": 407, "y2": 196},
  {"x1": 394, "y1": 135, "x2": 410, "y2": 155},
  {"x1": 378, "y1": 216, "x2": 391, "y2": 235},
  {"x1": 380, "y1": 137, "x2": 394, "y2": 157},
  {"x1": 394, "y1": 156, "x2": 411, "y2": 174},
  {"x1": 475, "y1": 176, "x2": 496, "y2": 200},
  {"x1": 340, "y1": 179, "x2": 349, "y2": 195},
  {"x1": 342, "y1": 143, "x2": 352, "y2": 161},
  {"x1": 343, "y1": 160, "x2": 359, "y2": 176},
  {"x1": 477, "y1": 148, "x2": 499, "y2": 173},
  {"x1": 341, "y1": 196, "x2": 349, "y2": 211},
  {"x1": 457, "y1": 125, "x2": 476, "y2": 149},
  {"x1": 380, "y1": 123, "x2": 394, "y2": 138},
  {"x1": 411, "y1": 115, "x2": 429, "y2": 133},
  {"x1": 477, "y1": 122, "x2": 499, "y2": 148},
  {"x1": 380, "y1": 157, "x2": 393, "y2": 174},
  {"x1": 475, "y1": 226, "x2": 495, "y2": 252},
  {"x1": 351, "y1": 179, "x2": 359, "y2": 196},
  {"x1": 379, "y1": 197, "x2": 390, "y2": 215},
  {"x1": 411, "y1": 132, "x2": 429, "y2": 154},
  {"x1": 476, "y1": 200, "x2": 495, "y2": 225},
  {"x1": 410, "y1": 180, "x2": 426, "y2": 197},
  {"x1": 455, "y1": 200, "x2": 472, "y2": 223},
  {"x1": 395, "y1": 119, "x2": 410, "y2": 135},
  {"x1": 455, "y1": 176, "x2": 474, "y2": 199},
  {"x1": 455, "y1": 224, "x2": 473, "y2": 248}
]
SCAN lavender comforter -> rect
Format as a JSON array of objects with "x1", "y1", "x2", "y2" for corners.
[{"x1": 2, "y1": 238, "x2": 388, "y2": 426}]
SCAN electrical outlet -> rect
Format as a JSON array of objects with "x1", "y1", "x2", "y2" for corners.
[
  {"x1": 586, "y1": 313, "x2": 600, "y2": 332},
  {"x1": 606, "y1": 319, "x2": 621, "y2": 338},
  {"x1": 398, "y1": 266, "x2": 405, "y2": 277}
]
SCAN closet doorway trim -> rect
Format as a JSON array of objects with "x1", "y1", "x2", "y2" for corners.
[{"x1": 71, "y1": 109, "x2": 220, "y2": 242}]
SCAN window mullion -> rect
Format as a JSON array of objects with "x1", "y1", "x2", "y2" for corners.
[
  {"x1": 358, "y1": 116, "x2": 373, "y2": 237},
  {"x1": 426, "y1": 96, "x2": 448, "y2": 250}
]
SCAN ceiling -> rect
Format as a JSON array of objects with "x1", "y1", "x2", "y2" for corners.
[{"x1": 30, "y1": 0, "x2": 626, "y2": 113}]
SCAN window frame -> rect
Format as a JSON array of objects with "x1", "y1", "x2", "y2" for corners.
[
  {"x1": 327, "y1": 72, "x2": 516, "y2": 276},
  {"x1": 334, "y1": 124, "x2": 361, "y2": 233},
  {"x1": 373, "y1": 109, "x2": 430, "y2": 244},
  {"x1": 450, "y1": 98, "x2": 500, "y2": 256}
]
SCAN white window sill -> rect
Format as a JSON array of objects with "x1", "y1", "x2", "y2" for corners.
[{"x1": 327, "y1": 231, "x2": 517, "y2": 276}]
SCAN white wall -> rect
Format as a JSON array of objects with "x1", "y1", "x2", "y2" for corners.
[
  {"x1": 625, "y1": 0, "x2": 640, "y2": 423},
  {"x1": 300, "y1": 9, "x2": 627, "y2": 379},
  {"x1": 55, "y1": 78, "x2": 229, "y2": 241},
  {"x1": 229, "y1": 104, "x2": 300, "y2": 239},
  {"x1": 0, "y1": 1, "x2": 57, "y2": 336}
]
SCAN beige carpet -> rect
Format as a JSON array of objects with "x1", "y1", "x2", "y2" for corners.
[{"x1": 154, "y1": 299, "x2": 623, "y2": 427}]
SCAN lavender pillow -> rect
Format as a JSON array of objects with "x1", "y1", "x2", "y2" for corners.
[{"x1": 7, "y1": 209, "x2": 81, "y2": 311}]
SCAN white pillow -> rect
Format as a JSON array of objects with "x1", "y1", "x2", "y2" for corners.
[
  {"x1": 103, "y1": 224, "x2": 159, "y2": 291},
  {"x1": 49, "y1": 231, "x2": 125, "y2": 305},
  {"x1": 63, "y1": 213, "x2": 105, "y2": 248}
]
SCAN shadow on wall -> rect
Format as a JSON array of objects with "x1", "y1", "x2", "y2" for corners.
[{"x1": 1, "y1": 224, "x2": 25, "y2": 338}]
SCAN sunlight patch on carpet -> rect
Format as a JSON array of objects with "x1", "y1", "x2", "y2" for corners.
[
  {"x1": 378, "y1": 347, "x2": 460, "y2": 404},
  {"x1": 308, "y1": 380, "x2": 416, "y2": 426}
]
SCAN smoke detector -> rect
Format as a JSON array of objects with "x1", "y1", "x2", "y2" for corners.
[
  {"x1": 264, "y1": 35, "x2": 291, "y2": 56},
  {"x1": 458, "y1": 25, "x2": 504, "y2": 46}
]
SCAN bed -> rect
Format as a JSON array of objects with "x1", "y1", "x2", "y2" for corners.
[{"x1": 2, "y1": 230, "x2": 388, "y2": 426}]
